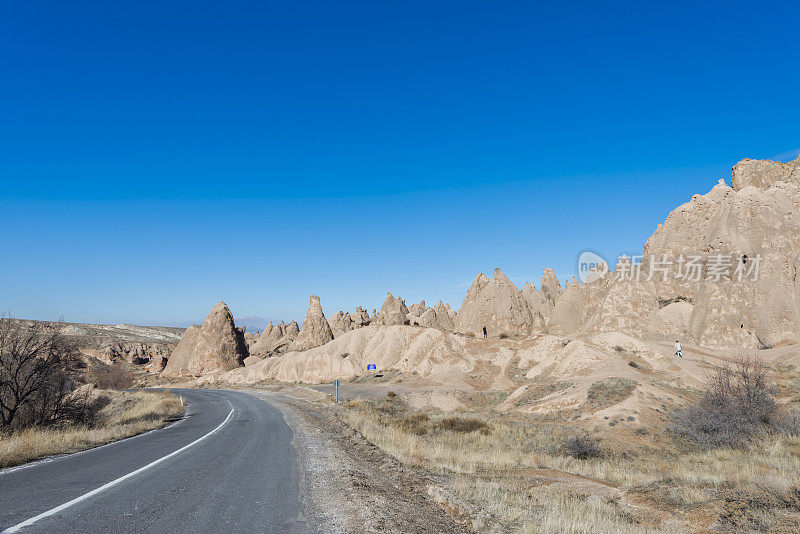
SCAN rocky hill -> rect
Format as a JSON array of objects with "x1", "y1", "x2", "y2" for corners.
[
  {"x1": 7, "y1": 318, "x2": 183, "y2": 371},
  {"x1": 152, "y1": 155, "x2": 800, "y2": 398}
]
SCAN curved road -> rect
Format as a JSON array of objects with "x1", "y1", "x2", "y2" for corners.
[{"x1": 0, "y1": 389, "x2": 306, "y2": 533}]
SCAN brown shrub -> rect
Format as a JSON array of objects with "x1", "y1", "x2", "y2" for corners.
[
  {"x1": 784, "y1": 486, "x2": 800, "y2": 511},
  {"x1": 397, "y1": 414, "x2": 430, "y2": 435},
  {"x1": 563, "y1": 434, "x2": 601, "y2": 459},
  {"x1": 671, "y1": 357, "x2": 786, "y2": 449},
  {"x1": 437, "y1": 416, "x2": 490, "y2": 435},
  {"x1": 90, "y1": 363, "x2": 136, "y2": 390}
]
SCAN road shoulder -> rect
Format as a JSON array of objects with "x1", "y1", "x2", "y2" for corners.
[{"x1": 245, "y1": 387, "x2": 472, "y2": 534}]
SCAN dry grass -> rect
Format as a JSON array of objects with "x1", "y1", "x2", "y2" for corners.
[
  {"x1": 342, "y1": 393, "x2": 800, "y2": 533},
  {"x1": 0, "y1": 389, "x2": 183, "y2": 468},
  {"x1": 586, "y1": 377, "x2": 637, "y2": 410}
]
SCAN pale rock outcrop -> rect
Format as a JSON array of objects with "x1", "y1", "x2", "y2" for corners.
[
  {"x1": 378, "y1": 293, "x2": 409, "y2": 326},
  {"x1": 417, "y1": 308, "x2": 445, "y2": 329},
  {"x1": 522, "y1": 282, "x2": 550, "y2": 322},
  {"x1": 290, "y1": 295, "x2": 334, "y2": 351},
  {"x1": 353, "y1": 307, "x2": 371, "y2": 327},
  {"x1": 285, "y1": 320, "x2": 300, "y2": 339},
  {"x1": 224, "y1": 325, "x2": 468, "y2": 384},
  {"x1": 640, "y1": 157, "x2": 800, "y2": 348},
  {"x1": 84, "y1": 341, "x2": 174, "y2": 366},
  {"x1": 329, "y1": 311, "x2": 354, "y2": 337},
  {"x1": 162, "y1": 301, "x2": 248, "y2": 377},
  {"x1": 250, "y1": 320, "x2": 300, "y2": 356},
  {"x1": 547, "y1": 275, "x2": 609, "y2": 335},
  {"x1": 731, "y1": 155, "x2": 800, "y2": 191},
  {"x1": 408, "y1": 300, "x2": 428, "y2": 317},
  {"x1": 243, "y1": 355, "x2": 263, "y2": 367},
  {"x1": 648, "y1": 301, "x2": 693, "y2": 340},
  {"x1": 584, "y1": 278, "x2": 660, "y2": 338},
  {"x1": 434, "y1": 300, "x2": 455, "y2": 331},
  {"x1": 540, "y1": 269, "x2": 563, "y2": 315},
  {"x1": 243, "y1": 331, "x2": 258, "y2": 351},
  {"x1": 455, "y1": 268, "x2": 545, "y2": 336}
]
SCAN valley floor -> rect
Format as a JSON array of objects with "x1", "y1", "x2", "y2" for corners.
[{"x1": 234, "y1": 379, "x2": 800, "y2": 534}]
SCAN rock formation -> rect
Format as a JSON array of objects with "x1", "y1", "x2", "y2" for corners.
[
  {"x1": 540, "y1": 268, "x2": 563, "y2": 314},
  {"x1": 531, "y1": 154, "x2": 800, "y2": 349},
  {"x1": 329, "y1": 311, "x2": 354, "y2": 337},
  {"x1": 433, "y1": 300, "x2": 455, "y2": 331},
  {"x1": 290, "y1": 295, "x2": 334, "y2": 351},
  {"x1": 353, "y1": 306, "x2": 371, "y2": 327},
  {"x1": 377, "y1": 293, "x2": 409, "y2": 326},
  {"x1": 177, "y1": 154, "x2": 800, "y2": 382},
  {"x1": 408, "y1": 300, "x2": 428, "y2": 316},
  {"x1": 162, "y1": 301, "x2": 248, "y2": 376},
  {"x1": 731, "y1": 156, "x2": 800, "y2": 191},
  {"x1": 638, "y1": 154, "x2": 800, "y2": 348},
  {"x1": 455, "y1": 268, "x2": 545, "y2": 336},
  {"x1": 85, "y1": 341, "x2": 174, "y2": 366}
]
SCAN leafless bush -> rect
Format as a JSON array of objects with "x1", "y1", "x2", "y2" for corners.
[
  {"x1": 671, "y1": 357, "x2": 784, "y2": 448},
  {"x1": 563, "y1": 434, "x2": 601, "y2": 459},
  {"x1": 0, "y1": 317, "x2": 81, "y2": 431},
  {"x1": 90, "y1": 363, "x2": 136, "y2": 390}
]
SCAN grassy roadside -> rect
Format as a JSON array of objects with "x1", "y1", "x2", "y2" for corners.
[
  {"x1": 341, "y1": 393, "x2": 800, "y2": 533},
  {"x1": 0, "y1": 389, "x2": 183, "y2": 469}
]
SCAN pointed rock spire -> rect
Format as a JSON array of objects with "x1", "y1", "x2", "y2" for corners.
[
  {"x1": 290, "y1": 295, "x2": 334, "y2": 351},
  {"x1": 378, "y1": 292, "x2": 409, "y2": 326},
  {"x1": 455, "y1": 268, "x2": 544, "y2": 336},
  {"x1": 162, "y1": 301, "x2": 248, "y2": 376}
]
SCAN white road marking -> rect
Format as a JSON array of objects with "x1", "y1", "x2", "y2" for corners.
[{"x1": 1, "y1": 404, "x2": 235, "y2": 533}]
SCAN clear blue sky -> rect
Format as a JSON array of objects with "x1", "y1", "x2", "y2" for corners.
[{"x1": 1, "y1": 1, "x2": 798, "y2": 329}]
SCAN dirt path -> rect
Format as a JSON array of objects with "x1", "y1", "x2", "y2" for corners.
[{"x1": 245, "y1": 388, "x2": 473, "y2": 534}]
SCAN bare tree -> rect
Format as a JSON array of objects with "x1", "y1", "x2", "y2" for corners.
[{"x1": 0, "y1": 317, "x2": 81, "y2": 430}]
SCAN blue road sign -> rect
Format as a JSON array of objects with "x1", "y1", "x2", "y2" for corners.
[{"x1": 367, "y1": 363, "x2": 377, "y2": 371}]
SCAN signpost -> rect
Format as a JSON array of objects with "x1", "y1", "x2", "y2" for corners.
[
  {"x1": 367, "y1": 363, "x2": 377, "y2": 372},
  {"x1": 333, "y1": 379, "x2": 340, "y2": 403}
]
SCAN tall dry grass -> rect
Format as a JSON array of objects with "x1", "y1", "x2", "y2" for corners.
[
  {"x1": 0, "y1": 390, "x2": 183, "y2": 468},
  {"x1": 342, "y1": 395, "x2": 800, "y2": 533}
]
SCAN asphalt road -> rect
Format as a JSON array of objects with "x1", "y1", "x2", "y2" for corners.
[{"x1": 0, "y1": 389, "x2": 306, "y2": 533}]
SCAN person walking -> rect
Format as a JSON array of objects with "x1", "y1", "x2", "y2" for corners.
[
  {"x1": 674, "y1": 340, "x2": 682, "y2": 358},
  {"x1": 482, "y1": 326, "x2": 487, "y2": 339}
]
